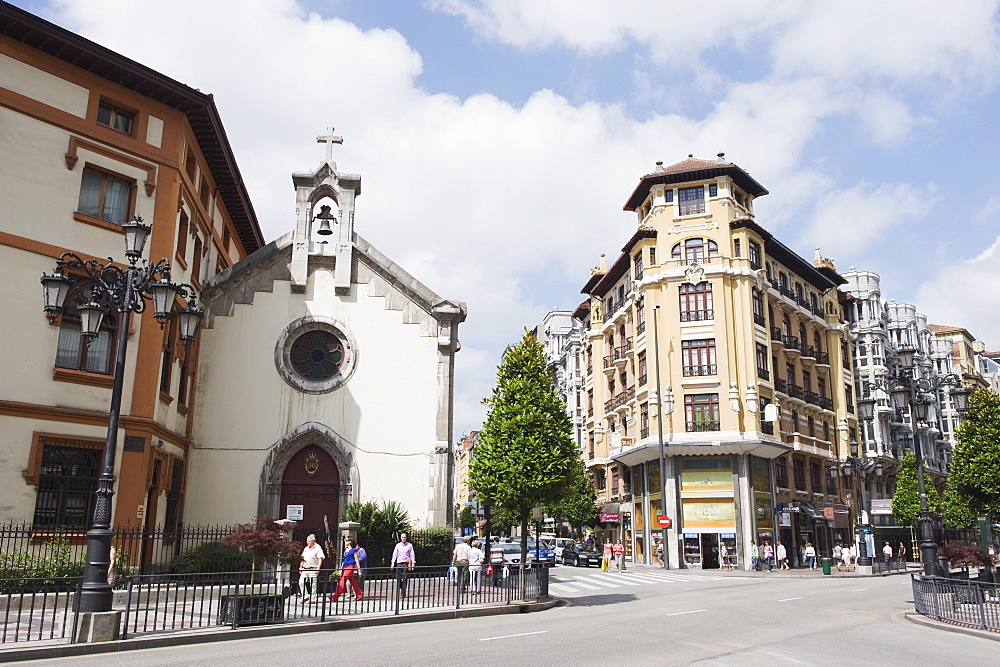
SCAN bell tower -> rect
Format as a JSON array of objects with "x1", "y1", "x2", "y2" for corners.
[{"x1": 289, "y1": 127, "x2": 362, "y2": 294}]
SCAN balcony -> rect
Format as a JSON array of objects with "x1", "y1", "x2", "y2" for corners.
[
  {"x1": 753, "y1": 314, "x2": 766, "y2": 327},
  {"x1": 818, "y1": 396, "x2": 834, "y2": 411},
  {"x1": 812, "y1": 304, "x2": 826, "y2": 319},
  {"x1": 783, "y1": 336, "x2": 800, "y2": 356},
  {"x1": 796, "y1": 295, "x2": 810, "y2": 309},
  {"x1": 801, "y1": 346, "x2": 816, "y2": 362},
  {"x1": 775, "y1": 475, "x2": 789, "y2": 489},
  {"x1": 640, "y1": 427, "x2": 649, "y2": 439},
  {"x1": 761, "y1": 422, "x2": 774, "y2": 435},
  {"x1": 686, "y1": 421, "x2": 721, "y2": 432},
  {"x1": 779, "y1": 285, "x2": 794, "y2": 299},
  {"x1": 680, "y1": 309, "x2": 714, "y2": 322},
  {"x1": 683, "y1": 364, "x2": 717, "y2": 377},
  {"x1": 794, "y1": 479, "x2": 807, "y2": 492},
  {"x1": 603, "y1": 356, "x2": 616, "y2": 376},
  {"x1": 804, "y1": 391, "x2": 820, "y2": 406},
  {"x1": 638, "y1": 373, "x2": 647, "y2": 386},
  {"x1": 814, "y1": 350, "x2": 830, "y2": 367},
  {"x1": 775, "y1": 378, "x2": 788, "y2": 394},
  {"x1": 787, "y1": 383, "x2": 804, "y2": 400},
  {"x1": 637, "y1": 321, "x2": 645, "y2": 335},
  {"x1": 771, "y1": 327, "x2": 783, "y2": 343}
]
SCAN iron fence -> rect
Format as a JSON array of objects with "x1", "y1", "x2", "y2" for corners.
[
  {"x1": 120, "y1": 564, "x2": 549, "y2": 638},
  {"x1": 0, "y1": 565, "x2": 550, "y2": 645},
  {"x1": 0, "y1": 577, "x2": 80, "y2": 644},
  {"x1": 872, "y1": 556, "x2": 907, "y2": 574},
  {"x1": 911, "y1": 574, "x2": 1000, "y2": 632}
]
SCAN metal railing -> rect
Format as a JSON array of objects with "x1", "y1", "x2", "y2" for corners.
[
  {"x1": 685, "y1": 421, "x2": 720, "y2": 432},
  {"x1": 0, "y1": 577, "x2": 81, "y2": 644},
  {"x1": 680, "y1": 310, "x2": 713, "y2": 322},
  {"x1": 121, "y1": 565, "x2": 549, "y2": 638},
  {"x1": 911, "y1": 574, "x2": 1000, "y2": 632},
  {"x1": 683, "y1": 364, "x2": 717, "y2": 377},
  {"x1": 873, "y1": 556, "x2": 907, "y2": 574}
]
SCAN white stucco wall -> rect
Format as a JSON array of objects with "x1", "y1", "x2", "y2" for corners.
[{"x1": 187, "y1": 259, "x2": 444, "y2": 527}]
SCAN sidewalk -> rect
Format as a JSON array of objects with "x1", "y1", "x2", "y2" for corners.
[
  {"x1": 623, "y1": 562, "x2": 920, "y2": 578},
  {"x1": 0, "y1": 596, "x2": 558, "y2": 663}
]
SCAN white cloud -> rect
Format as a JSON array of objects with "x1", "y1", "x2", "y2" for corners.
[
  {"x1": 915, "y1": 235, "x2": 1000, "y2": 345},
  {"x1": 798, "y1": 182, "x2": 933, "y2": 259}
]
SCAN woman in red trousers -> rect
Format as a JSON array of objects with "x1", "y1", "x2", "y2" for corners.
[{"x1": 331, "y1": 536, "x2": 363, "y2": 602}]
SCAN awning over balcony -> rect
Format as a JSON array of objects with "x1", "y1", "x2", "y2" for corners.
[{"x1": 609, "y1": 438, "x2": 792, "y2": 467}]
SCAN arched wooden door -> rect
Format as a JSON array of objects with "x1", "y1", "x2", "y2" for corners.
[{"x1": 280, "y1": 444, "x2": 341, "y2": 535}]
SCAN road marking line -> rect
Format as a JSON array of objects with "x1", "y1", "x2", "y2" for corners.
[
  {"x1": 479, "y1": 631, "x2": 548, "y2": 642},
  {"x1": 851, "y1": 588, "x2": 868, "y2": 592},
  {"x1": 777, "y1": 597, "x2": 803, "y2": 602},
  {"x1": 574, "y1": 576, "x2": 623, "y2": 588},
  {"x1": 561, "y1": 580, "x2": 602, "y2": 590},
  {"x1": 667, "y1": 609, "x2": 707, "y2": 616},
  {"x1": 548, "y1": 583, "x2": 580, "y2": 592}
]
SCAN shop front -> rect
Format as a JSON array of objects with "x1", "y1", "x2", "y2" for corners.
[{"x1": 680, "y1": 458, "x2": 738, "y2": 570}]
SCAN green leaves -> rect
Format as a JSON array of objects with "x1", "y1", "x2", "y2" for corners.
[
  {"x1": 947, "y1": 389, "x2": 1000, "y2": 523},
  {"x1": 891, "y1": 451, "x2": 941, "y2": 526},
  {"x1": 470, "y1": 330, "x2": 582, "y2": 526}
]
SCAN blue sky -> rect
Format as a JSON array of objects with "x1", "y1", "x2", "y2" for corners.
[{"x1": 15, "y1": 0, "x2": 1000, "y2": 435}]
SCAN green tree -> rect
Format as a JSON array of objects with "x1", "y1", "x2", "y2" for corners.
[
  {"x1": 947, "y1": 388, "x2": 1000, "y2": 523},
  {"x1": 459, "y1": 505, "x2": 475, "y2": 531},
  {"x1": 546, "y1": 462, "x2": 600, "y2": 534},
  {"x1": 892, "y1": 451, "x2": 942, "y2": 526},
  {"x1": 469, "y1": 330, "x2": 580, "y2": 593},
  {"x1": 344, "y1": 499, "x2": 412, "y2": 567}
]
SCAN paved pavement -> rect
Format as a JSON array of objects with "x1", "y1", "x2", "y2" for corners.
[{"x1": 35, "y1": 566, "x2": 999, "y2": 665}]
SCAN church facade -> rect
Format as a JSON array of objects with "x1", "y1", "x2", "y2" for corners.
[{"x1": 186, "y1": 148, "x2": 466, "y2": 532}]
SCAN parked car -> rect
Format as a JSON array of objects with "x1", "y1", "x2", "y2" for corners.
[
  {"x1": 499, "y1": 542, "x2": 555, "y2": 565},
  {"x1": 561, "y1": 542, "x2": 602, "y2": 567},
  {"x1": 550, "y1": 537, "x2": 576, "y2": 558}
]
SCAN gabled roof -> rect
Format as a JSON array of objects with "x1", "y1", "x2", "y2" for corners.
[
  {"x1": 0, "y1": 2, "x2": 264, "y2": 253},
  {"x1": 623, "y1": 155, "x2": 769, "y2": 211}
]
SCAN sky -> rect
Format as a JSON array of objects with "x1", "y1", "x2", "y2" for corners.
[{"x1": 14, "y1": 0, "x2": 1000, "y2": 436}]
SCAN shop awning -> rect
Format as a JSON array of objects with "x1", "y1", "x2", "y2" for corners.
[{"x1": 610, "y1": 438, "x2": 792, "y2": 467}]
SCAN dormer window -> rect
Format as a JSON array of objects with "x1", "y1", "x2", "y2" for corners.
[
  {"x1": 97, "y1": 101, "x2": 134, "y2": 136},
  {"x1": 678, "y1": 186, "x2": 706, "y2": 215}
]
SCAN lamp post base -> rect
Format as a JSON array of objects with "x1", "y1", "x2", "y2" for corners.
[
  {"x1": 77, "y1": 526, "x2": 114, "y2": 613},
  {"x1": 856, "y1": 564, "x2": 874, "y2": 576},
  {"x1": 75, "y1": 610, "x2": 121, "y2": 643}
]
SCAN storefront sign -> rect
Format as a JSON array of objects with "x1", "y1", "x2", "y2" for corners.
[
  {"x1": 823, "y1": 507, "x2": 835, "y2": 520},
  {"x1": 870, "y1": 499, "x2": 893, "y2": 515},
  {"x1": 682, "y1": 499, "x2": 736, "y2": 529},
  {"x1": 600, "y1": 512, "x2": 620, "y2": 523},
  {"x1": 778, "y1": 512, "x2": 791, "y2": 527}
]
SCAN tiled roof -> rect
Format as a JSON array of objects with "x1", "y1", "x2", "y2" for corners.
[{"x1": 623, "y1": 154, "x2": 769, "y2": 211}]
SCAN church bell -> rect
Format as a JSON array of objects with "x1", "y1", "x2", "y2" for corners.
[{"x1": 313, "y1": 204, "x2": 336, "y2": 236}]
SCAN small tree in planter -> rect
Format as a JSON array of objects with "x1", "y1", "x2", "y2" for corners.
[
  {"x1": 939, "y1": 543, "x2": 993, "y2": 573},
  {"x1": 220, "y1": 517, "x2": 301, "y2": 577},
  {"x1": 217, "y1": 517, "x2": 302, "y2": 626}
]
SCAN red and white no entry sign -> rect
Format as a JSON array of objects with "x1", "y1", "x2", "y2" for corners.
[{"x1": 658, "y1": 516, "x2": 672, "y2": 528}]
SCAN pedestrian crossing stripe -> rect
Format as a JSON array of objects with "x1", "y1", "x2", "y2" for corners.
[
  {"x1": 573, "y1": 576, "x2": 624, "y2": 588},
  {"x1": 576, "y1": 575, "x2": 642, "y2": 587}
]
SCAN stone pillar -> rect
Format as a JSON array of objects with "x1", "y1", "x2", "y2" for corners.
[{"x1": 75, "y1": 610, "x2": 121, "y2": 643}]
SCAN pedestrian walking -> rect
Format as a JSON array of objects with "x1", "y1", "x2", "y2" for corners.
[
  {"x1": 330, "y1": 536, "x2": 363, "y2": 602},
  {"x1": 468, "y1": 539, "x2": 484, "y2": 593},
  {"x1": 882, "y1": 541, "x2": 893, "y2": 567},
  {"x1": 763, "y1": 541, "x2": 774, "y2": 571},
  {"x1": 750, "y1": 541, "x2": 759, "y2": 571},
  {"x1": 489, "y1": 536, "x2": 505, "y2": 585},
  {"x1": 655, "y1": 539, "x2": 665, "y2": 569},
  {"x1": 602, "y1": 540, "x2": 613, "y2": 571},
  {"x1": 298, "y1": 534, "x2": 324, "y2": 603},
  {"x1": 452, "y1": 535, "x2": 472, "y2": 592},
  {"x1": 613, "y1": 539, "x2": 626, "y2": 572},
  {"x1": 833, "y1": 543, "x2": 843, "y2": 571},
  {"x1": 390, "y1": 532, "x2": 415, "y2": 598},
  {"x1": 804, "y1": 542, "x2": 817, "y2": 570},
  {"x1": 776, "y1": 541, "x2": 789, "y2": 569},
  {"x1": 898, "y1": 542, "x2": 907, "y2": 566}
]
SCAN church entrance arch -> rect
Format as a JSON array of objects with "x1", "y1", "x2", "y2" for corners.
[{"x1": 280, "y1": 444, "x2": 341, "y2": 536}]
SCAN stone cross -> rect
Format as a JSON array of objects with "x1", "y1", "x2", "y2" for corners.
[{"x1": 316, "y1": 127, "x2": 343, "y2": 163}]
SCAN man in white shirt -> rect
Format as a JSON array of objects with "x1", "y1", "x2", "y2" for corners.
[
  {"x1": 452, "y1": 536, "x2": 472, "y2": 593},
  {"x1": 299, "y1": 534, "x2": 324, "y2": 602}
]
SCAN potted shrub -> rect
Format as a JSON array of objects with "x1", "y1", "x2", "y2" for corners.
[{"x1": 217, "y1": 517, "x2": 301, "y2": 625}]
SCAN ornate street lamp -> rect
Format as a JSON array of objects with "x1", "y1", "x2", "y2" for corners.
[
  {"x1": 856, "y1": 347, "x2": 969, "y2": 577},
  {"x1": 40, "y1": 215, "x2": 203, "y2": 613},
  {"x1": 839, "y1": 431, "x2": 877, "y2": 569}
]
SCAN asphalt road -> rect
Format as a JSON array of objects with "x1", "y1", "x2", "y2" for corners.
[{"x1": 43, "y1": 569, "x2": 997, "y2": 665}]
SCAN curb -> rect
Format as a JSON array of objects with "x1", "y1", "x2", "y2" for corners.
[
  {"x1": 0, "y1": 598, "x2": 559, "y2": 663},
  {"x1": 904, "y1": 611, "x2": 1000, "y2": 642}
]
